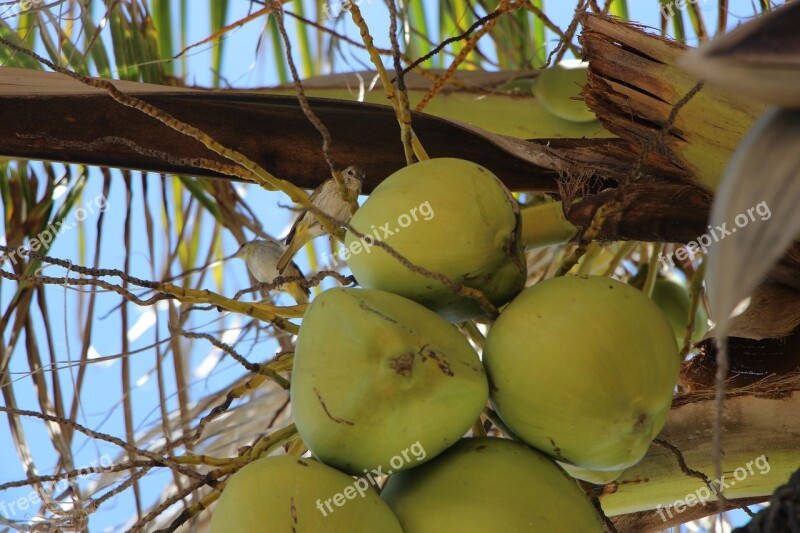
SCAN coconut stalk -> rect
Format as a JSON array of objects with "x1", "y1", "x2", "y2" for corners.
[
  {"x1": 263, "y1": 70, "x2": 615, "y2": 140},
  {"x1": 579, "y1": 13, "x2": 765, "y2": 191},
  {"x1": 597, "y1": 377, "x2": 800, "y2": 531},
  {"x1": 520, "y1": 200, "x2": 578, "y2": 248}
]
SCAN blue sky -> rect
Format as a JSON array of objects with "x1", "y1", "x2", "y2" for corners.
[{"x1": 0, "y1": 0, "x2": 768, "y2": 530}]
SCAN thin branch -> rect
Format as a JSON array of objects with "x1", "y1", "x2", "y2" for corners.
[
  {"x1": 271, "y1": 2, "x2": 337, "y2": 177},
  {"x1": 399, "y1": 7, "x2": 506, "y2": 77},
  {"x1": 0, "y1": 407, "x2": 206, "y2": 481},
  {"x1": 654, "y1": 438, "x2": 756, "y2": 518},
  {"x1": 387, "y1": 0, "x2": 416, "y2": 164}
]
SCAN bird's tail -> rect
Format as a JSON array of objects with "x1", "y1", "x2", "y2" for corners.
[
  {"x1": 276, "y1": 237, "x2": 303, "y2": 273},
  {"x1": 286, "y1": 282, "x2": 309, "y2": 305}
]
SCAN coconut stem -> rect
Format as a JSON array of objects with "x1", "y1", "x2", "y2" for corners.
[
  {"x1": 602, "y1": 241, "x2": 639, "y2": 277},
  {"x1": 575, "y1": 241, "x2": 602, "y2": 276},
  {"x1": 680, "y1": 259, "x2": 707, "y2": 358},
  {"x1": 285, "y1": 435, "x2": 308, "y2": 456},
  {"x1": 520, "y1": 201, "x2": 579, "y2": 249},
  {"x1": 641, "y1": 243, "x2": 664, "y2": 298},
  {"x1": 458, "y1": 321, "x2": 486, "y2": 350}
]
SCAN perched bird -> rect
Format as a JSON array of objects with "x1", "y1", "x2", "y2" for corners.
[
  {"x1": 234, "y1": 239, "x2": 309, "y2": 304},
  {"x1": 276, "y1": 166, "x2": 365, "y2": 273}
]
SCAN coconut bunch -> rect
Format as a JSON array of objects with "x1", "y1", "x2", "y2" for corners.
[{"x1": 211, "y1": 157, "x2": 681, "y2": 531}]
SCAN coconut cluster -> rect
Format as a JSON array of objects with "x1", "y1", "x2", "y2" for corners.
[{"x1": 212, "y1": 158, "x2": 679, "y2": 531}]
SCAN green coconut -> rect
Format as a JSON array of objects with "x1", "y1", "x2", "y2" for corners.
[
  {"x1": 651, "y1": 278, "x2": 709, "y2": 346},
  {"x1": 291, "y1": 287, "x2": 487, "y2": 474},
  {"x1": 483, "y1": 275, "x2": 679, "y2": 471},
  {"x1": 210, "y1": 456, "x2": 402, "y2": 532},
  {"x1": 381, "y1": 437, "x2": 604, "y2": 532},
  {"x1": 533, "y1": 60, "x2": 597, "y2": 123},
  {"x1": 344, "y1": 158, "x2": 525, "y2": 322}
]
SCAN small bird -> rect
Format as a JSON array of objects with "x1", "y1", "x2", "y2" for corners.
[
  {"x1": 276, "y1": 165, "x2": 365, "y2": 273},
  {"x1": 234, "y1": 239, "x2": 309, "y2": 304}
]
